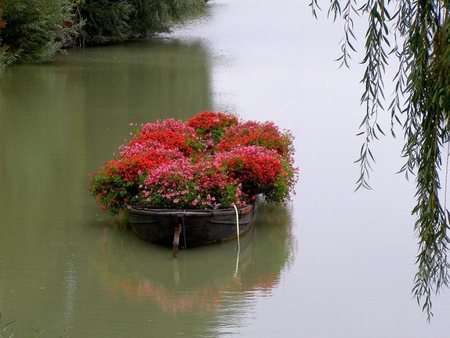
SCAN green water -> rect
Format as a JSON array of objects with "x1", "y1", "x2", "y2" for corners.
[
  {"x1": 2, "y1": 0, "x2": 450, "y2": 337},
  {"x1": 0, "y1": 31, "x2": 295, "y2": 338}
]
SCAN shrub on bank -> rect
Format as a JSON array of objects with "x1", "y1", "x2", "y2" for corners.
[
  {"x1": 79, "y1": 0, "x2": 205, "y2": 45},
  {"x1": 0, "y1": 0, "x2": 79, "y2": 65},
  {"x1": 0, "y1": 0, "x2": 206, "y2": 71}
]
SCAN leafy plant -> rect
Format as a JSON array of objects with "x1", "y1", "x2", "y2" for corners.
[
  {"x1": 0, "y1": 0, "x2": 81, "y2": 63},
  {"x1": 78, "y1": 0, "x2": 205, "y2": 45},
  {"x1": 0, "y1": 8, "x2": 7, "y2": 73},
  {"x1": 0, "y1": 0, "x2": 205, "y2": 70}
]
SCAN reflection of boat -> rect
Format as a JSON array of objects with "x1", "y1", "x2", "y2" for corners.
[
  {"x1": 92, "y1": 203, "x2": 295, "y2": 320},
  {"x1": 128, "y1": 200, "x2": 258, "y2": 256}
]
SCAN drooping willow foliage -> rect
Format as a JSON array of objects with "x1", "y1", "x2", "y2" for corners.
[{"x1": 310, "y1": 0, "x2": 450, "y2": 320}]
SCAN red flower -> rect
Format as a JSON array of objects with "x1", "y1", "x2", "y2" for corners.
[{"x1": 89, "y1": 111, "x2": 298, "y2": 214}]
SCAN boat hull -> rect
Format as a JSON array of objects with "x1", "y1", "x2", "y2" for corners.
[{"x1": 128, "y1": 201, "x2": 257, "y2": 248}]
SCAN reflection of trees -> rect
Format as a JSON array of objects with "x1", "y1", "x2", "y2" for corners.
[
  {"x1": 92, "y1": 202, "x2": 295, "y2": 321},
  {"x1": 0, "y1": 36, "x2": 213, "y2": 254},
  {"x1": 77, "y1": 39, "x2": 215, "y2": 170},
  {"x1": 0, "y1": 62, "x2": 90, "y2": 336},
  {"x1": 0, "y1": 37, "x2": 213, "y2": 335}
]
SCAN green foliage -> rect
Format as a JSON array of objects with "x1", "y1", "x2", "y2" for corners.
[
  {"x1": 77, "y1": 0, "x2": 134, "y2": 45},
  {"x1": 311, "y1": 0, "x2": 450, "y2": 320},
  {"x1": 78, "y1": 0, "x2": 205, "y2": 45},
  {"x1": 0, "y1": 6, "x2": 17, "y2": 73},
  {"x1": 0, "y1": 0, "x2": 80, "y2": 65},
  {"x1": 264, "y1": 158, "x2": 297, "y2": 205},
  {"x1": 0, "y1": 0, "x2": 205, "y2": 69},
  {"x1": 0, "y1": 9, "x2": 4, "y2": 43},
  {"x1": 0, "y1": 8, "x2": 6, "y2": 73},
  {"x1": 88, "y1": 162, "x2": 139, "y2": 215}
]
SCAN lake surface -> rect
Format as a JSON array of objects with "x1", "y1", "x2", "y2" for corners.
[{"x1": 1, "y1": 0, "x2": 450, "y2": 337}]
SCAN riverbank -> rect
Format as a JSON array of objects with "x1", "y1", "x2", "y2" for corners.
[{"x1": 0, "y1": 0, "x2": 206, "y2": 73}]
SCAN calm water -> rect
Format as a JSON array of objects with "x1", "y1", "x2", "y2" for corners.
[{"x1": 1, "y1": 0, "x2": 450, "y2": 337}]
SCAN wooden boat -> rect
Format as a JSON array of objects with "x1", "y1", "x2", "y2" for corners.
[{"x1": 128, "y1": 200, "x2": 258, "y2": 257}]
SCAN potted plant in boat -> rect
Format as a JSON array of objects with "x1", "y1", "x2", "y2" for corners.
[{"x1": 88, "y1": 111, "x2": 298, "y2": 251}]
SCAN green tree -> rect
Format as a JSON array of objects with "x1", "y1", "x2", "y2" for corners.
[
  {"x1": 78, "y1": 0, "x2": 205, "y2": 45},
  {"x1": 0, "y1": 8, "x2": 7, "y2": 72},
  {"x1": 0, "y1": 0, "x2": 205, "y2": 70},
  {"x1": 310, "y1": 0, "x2": 450, "y2": 320},
  {"x1": 0, "y1": 9, "x2": 4, "y2": 44},
  {"x1": 0, "y1": 0, "x2": 79, "y2": 64}
]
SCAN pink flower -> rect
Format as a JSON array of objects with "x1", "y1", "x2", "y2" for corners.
[{"x1": 90, "y1": 111, "x2": 297, "y2": 214}]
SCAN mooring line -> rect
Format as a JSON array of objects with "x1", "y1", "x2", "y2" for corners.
[
  {"x1": 233, "y1": 204, "x2": 240, "y2": 278},
  {"x1": 233, "y1": 204, "x2": 240, "y2": 251}
]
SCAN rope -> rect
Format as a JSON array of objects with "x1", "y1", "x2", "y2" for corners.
[
  {"x1": 233, "y1": 204, "x2": 240, "y2": 278},
  {"x1": 233, "y1": 204, "x2": 240, "y2": 251}
]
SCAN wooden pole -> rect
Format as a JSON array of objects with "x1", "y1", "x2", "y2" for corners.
[{"x1": 172, "y1": 218, "x2": 183, "y2": 258}]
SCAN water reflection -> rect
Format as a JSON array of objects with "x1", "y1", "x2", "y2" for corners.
[
  {"x1": 0, "y1": 37, "x2": 216, "y2": 337},
  {"x1": 89, "y1": 203, "x2": 294, "y2": 335},
  {"x1": 2, "y1": 0, "x2": 449, "y2": 335},
  {"x1": 0, "y1": 38, "x2": 214, "y2": 216},
  {"x1": 0, "y1": 30, "x2": 299, "y2": 336}
]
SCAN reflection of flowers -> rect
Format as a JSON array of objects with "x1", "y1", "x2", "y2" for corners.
[
  {"x1": 92, "y1": 203, "x2": 294, "y2": 315},
  {"x1": 89, "y1": 112, "x2": 298, "y2": 214},
  {"x1": 119, "y1": 279, "x2": 227, "y2": 314},
  {"x1": 115, "y1": 254, "x2": 283, "y2": 315}
]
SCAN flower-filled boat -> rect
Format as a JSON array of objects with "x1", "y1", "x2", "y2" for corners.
[{"x1": 89, "y1": 112, "x2": 298, "y2": 255}]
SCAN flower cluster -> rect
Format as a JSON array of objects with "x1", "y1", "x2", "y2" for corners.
[
  {"x1": 213, "y1": 146, "x2": 281, "y2": 186},
  {"x1": 217, "y1": 120, "x2": 294, "y2": 157},
  {"x1": 138, "y1": 158, "x2": 245, "y2": 209},
  {"x1": 89, "y1": 111, "x2": 298, "y2": 214},
  {"x1": 186, "y1": 111, "x2": 239, "y2": 149}
]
